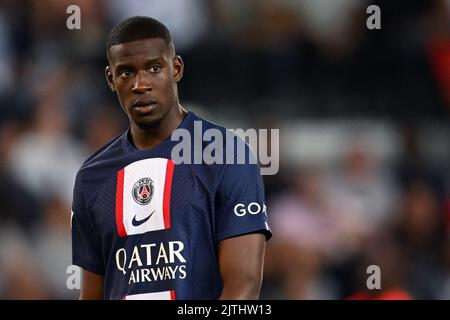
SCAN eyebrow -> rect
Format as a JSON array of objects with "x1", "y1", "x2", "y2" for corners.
[{"x1": 114, "y1": 57, "x2": 165, "y2": 70}]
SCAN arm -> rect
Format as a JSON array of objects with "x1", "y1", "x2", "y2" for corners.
[
  {"x1": 79, "y1": 269, "x2": 104, "y2": 300},
  {"x1": 72, "y1": 172, "x2": 106, "y2": 299},
  {"x1": 218, "y1": 233, "x2": 266, "y2": 300}
]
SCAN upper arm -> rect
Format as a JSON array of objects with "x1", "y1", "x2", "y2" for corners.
[
  {"x1": 80, "y1": 269, "x2": 104, "y2": 300},
  {"x1": 218, "y1": 233, "x2": 267, "y2": 300},
  {"x1": 215, "y1": 142, "x2": 272, "y2": 299},
  {"x1": 215, "y1": 159, "x2": 272, "y2": 242},
  {"x1": 71, "y1": 172, "x2": 105, "y2": 279}
]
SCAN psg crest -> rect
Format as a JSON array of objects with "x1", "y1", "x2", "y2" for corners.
[{"x1": 132, "y1": 178, "x2": 154, "y2": 205}]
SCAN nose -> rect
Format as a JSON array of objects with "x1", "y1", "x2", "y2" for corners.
[{"x1": 132, "y1": 70, "x2": 152, "y2": 94}]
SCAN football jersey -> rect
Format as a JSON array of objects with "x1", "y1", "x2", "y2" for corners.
[{"x1": 71, "y1": 111, "x2": 272, "y2": 300}]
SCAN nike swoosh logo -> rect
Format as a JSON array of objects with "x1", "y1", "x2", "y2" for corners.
[{"x1": 132, "y1": 210, "x2": 155, "y2": 227}]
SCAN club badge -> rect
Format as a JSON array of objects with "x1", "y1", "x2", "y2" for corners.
[{"x1": 132, "y1": 177, "x2": 154, "y2": 205}]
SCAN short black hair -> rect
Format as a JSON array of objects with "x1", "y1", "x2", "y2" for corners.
[{"x1": 106, "y1": 16, "x2": 174, "y2": 60}]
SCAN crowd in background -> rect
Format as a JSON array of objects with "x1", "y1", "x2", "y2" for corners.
[{"x1": 0, "y1": 0, "x2": 449, "y2": 299}]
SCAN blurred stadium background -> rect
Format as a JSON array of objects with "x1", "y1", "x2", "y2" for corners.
[{"x1": 0, "y1": 0, "x2": 449, "y2": 299}]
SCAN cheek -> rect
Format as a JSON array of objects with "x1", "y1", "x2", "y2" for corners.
[
  {"x1": 153, "y1": 78, "x2": 173, "y2": 99},
  {"x1": 115, "y1": 86, "x2": 130, "y2": 109},
  {"x1": 161, "y1": 75, "x2": 175, "y2": 93},
  {"x1": 115, "y1": 80, "x2": 129, "y2": 93}
]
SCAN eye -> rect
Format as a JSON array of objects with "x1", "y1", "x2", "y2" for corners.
[
  {"x1": 150, "y1": 65, "x2": 161, "y2": 73},
  {"x1": 119, "y1": 70, "x2": 132, "y2": 79}
]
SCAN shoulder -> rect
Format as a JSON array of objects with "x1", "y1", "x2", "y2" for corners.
[
  {"x1": 74, "y1": 132, "x2": 126, "y2": 189},
  {"x1": 195, "y1": 114, "x2": 227, "y2": 132},
  {"x1": 80, "y1": 132, "x2": 126, "y2": 170},
  {"x1": 193, "y1": 112, "x2": 261, "y2": 174},
  {"x1": 184, "y1": 112, "x2": 229, "y2": 137},
  {"x1": 191, "y1": 112, "x2": 256, "y2": 157}
]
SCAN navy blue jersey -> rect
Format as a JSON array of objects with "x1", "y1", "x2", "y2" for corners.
[{"x1": 71, "y1": 112, "x2": 272, "y2": 300}]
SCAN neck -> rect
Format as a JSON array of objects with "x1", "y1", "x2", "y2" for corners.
[{"x1": 130, "y1": 103, "x2": 187, "y2": 150}]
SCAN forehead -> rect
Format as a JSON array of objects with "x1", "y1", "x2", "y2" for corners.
[{"x1": 108, "y1": 38, "x2": 170, "y2": 65}]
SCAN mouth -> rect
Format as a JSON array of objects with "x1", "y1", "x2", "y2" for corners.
[{"x1": 132, "y1": 99, "x2": 157, "y2": 113}]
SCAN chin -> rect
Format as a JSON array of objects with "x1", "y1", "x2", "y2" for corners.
[
  {"x1": 132, "y1": 114, "x2": 164, "y2": 129},
  {"x1": 128, "y1": 104, "x2": 173, "y2": 129}
]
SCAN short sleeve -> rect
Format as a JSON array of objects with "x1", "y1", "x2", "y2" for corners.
[
  {"x1": 215, "y1": 161, "x2": 272, "y2": 242},
  {"x1": 71, "y1": 172, "x2": 105, "y2": 275}
]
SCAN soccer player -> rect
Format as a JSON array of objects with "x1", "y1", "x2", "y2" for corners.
[{"x1": 71, "y1": 16, "x2": 272, "y2": 300}]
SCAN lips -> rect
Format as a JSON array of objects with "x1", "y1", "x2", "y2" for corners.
[
  {"x1": 133, "y1": 99, "x2": 156, "y2": 107},
  {"x1": 132, "y1": 99, "x2": 157, "y2": 113}
]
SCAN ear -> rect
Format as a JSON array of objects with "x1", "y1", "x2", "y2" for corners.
[
  {"x1": 105, "y1": 66, "x2": 115, "y2": 91},
  {"x1": 173, "y1": 55, "x2": 184, "y2": 82}
]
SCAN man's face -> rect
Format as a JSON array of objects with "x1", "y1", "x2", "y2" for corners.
[{"x1": 106, "y1": 38, "x2": 183, "y2": 128}]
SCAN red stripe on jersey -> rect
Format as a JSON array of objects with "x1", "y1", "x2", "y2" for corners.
[
  {"x1": 163, "y1": 160, "x2": 174, "y2": 229},
  {"x1": 116, "y1": 168, "x2": 127, "y2": 237}
]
